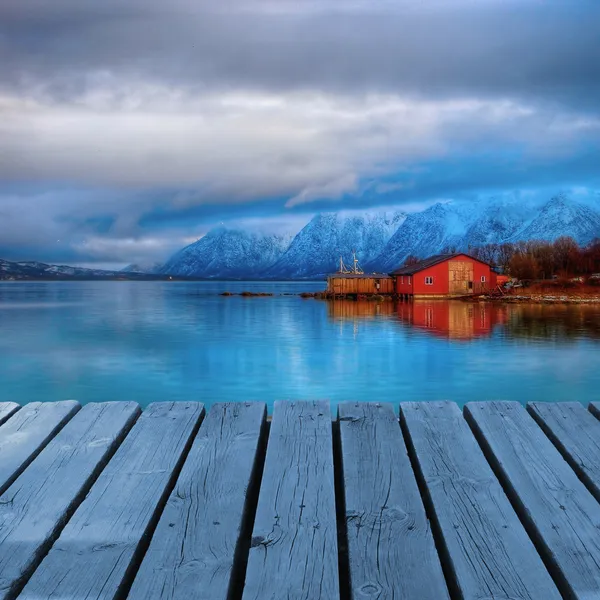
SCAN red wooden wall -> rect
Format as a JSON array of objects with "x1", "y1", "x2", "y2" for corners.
[{"x1": 395, "y1": 255, "x2": 497, "y2": 296}]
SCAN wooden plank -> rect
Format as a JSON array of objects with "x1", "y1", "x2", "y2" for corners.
[
  {"x1": 589, "y1": 402, "x2": 600, "y2": 420},
  {"x1": 129, "y1": 402, "x2": 266, "y2": 600},
  {"x1": 242, "y1": 401, "x2": 339, "y2": 600},
  {"x1": 0, "y1": 401, "x2": 139, "y2": 600},
  {"x1": 0, "y1": 403, "x2": 19, "y2": 427},
  {"x1": 338, "y1": 402, "x2": 449, "y2": 600},
  {"x1": 465, "y1": 401, "x2": 600, "y2": 599},
  {"x1": 400, "y1": 401, "x2": 560, "y2": 600},
  {"x1": 528, "y1": 401, "x2": 600, "y2": 503},
  {"x1": 18, "y1": 402, "x2": 204, "y2": 600},
  {"x1": 0, "y1": 401, "x2": 80, "y2": 496}
]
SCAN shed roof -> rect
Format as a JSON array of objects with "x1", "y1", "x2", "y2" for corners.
[
  {"x1": 328, "y1": 273, "x2": 392, "y2": 279},
  {"x1": 392, "y1": 253, "x2": 492, "y2": 275}
]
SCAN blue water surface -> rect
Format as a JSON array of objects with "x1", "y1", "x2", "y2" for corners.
[{"x1": 1, "y1": 281, "x2": 599, "y2": 410}]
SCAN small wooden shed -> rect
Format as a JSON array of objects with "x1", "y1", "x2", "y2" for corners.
[{"x1": 326, "y1": 273, "x2": 394, "y2": 296}]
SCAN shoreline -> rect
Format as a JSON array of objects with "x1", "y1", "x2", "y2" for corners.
[{"x1": 220, "y1": 290, "x2": 600, "y2": 304}]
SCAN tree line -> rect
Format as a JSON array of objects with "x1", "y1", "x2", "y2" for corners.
[
  {"x1": 468, "y1": 237, "x2": 600, "y2": 280},
  {"x1": 403, "y1": 237, "x2": 600, "y2": 280}
]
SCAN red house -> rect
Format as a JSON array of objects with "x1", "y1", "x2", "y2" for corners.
[{"x1": 392, "y1": 253, "x2": 497, "y2": 298}]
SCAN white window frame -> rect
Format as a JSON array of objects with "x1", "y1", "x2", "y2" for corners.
[
  {"x1": 401, "y1": 276, "x2": 404, "y2": 284},
  {"x1": 408, "y1": 276, "x2": 412, "y2": 285},
  {"x1": 481, "y1": 275, "x2": 486, "y2": 283},
  {"x1": 425, "y1": 276, "x2": 434, "y2": 285}
]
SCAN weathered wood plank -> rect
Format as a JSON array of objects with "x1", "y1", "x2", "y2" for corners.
[
  {"x1": 0, "y1": 401, "x2": 80, "y2": 496},
  {"x1": 400, "y1": 401, "x2": 560, "y2": 600},
  {"x1": 18, "y1": 402, "x2": 203, "y2": 600},
  {"x1": 242, "y1": 401, "x2": 339, "y2": 600},
  {"x1": 466, "y1": 401, "x2": 600, "y2": 599},
  {"x1": 528, "y1": 401, "x2": 600, "y2": 503},
  {"x1": 0, "y1": 403, "x2": 19, "y2": 427},
  {"x1": 339, "y1": 402, "x2": 449, "y2": 600},
  {"x1": 129, "y1": 402, "x2": 266, "y2": 600},
  {"x1": 0, "y1": 401, "x2": 139, "y2": 600}
]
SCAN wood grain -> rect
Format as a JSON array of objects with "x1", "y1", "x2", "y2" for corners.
[
  {"x1": 0, "y1": 403, "x2": 19, "y2": 427},
  {"x1": 0, "y1": 401, "x2": 80, "y2": 495},
  {"x1": 401, "y1": 401, "x2": 560, "y2": 600},
  {"x1": 0, "y1": 401, "x2": 139, "y2": 600},
  {"x1": 128, "y1": 402, "x2": 266, "y2": 600},
  {"x1": 242, "y1": 401, "x2": 340, "y2": 600},
  {"x1": 18, "y1": 402, "x2": 203, "y2": 600},
  {"x1": 528, "y1": 401, "x2": 600, "y2": 502},
  {"x1": 466, "y1": 401, "x2": 600, "y2": 599},
  {"x1": 338, "y1": 402, "x2": 449, "y2": 600}
]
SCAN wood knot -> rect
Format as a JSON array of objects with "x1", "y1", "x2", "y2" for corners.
[{"x1": 359, "y1": 582, "x2": 382, "y2": 596}]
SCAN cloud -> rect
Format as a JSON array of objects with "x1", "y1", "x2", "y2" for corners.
[
  {"x1": 286, "y1": 174, "x2": 359, "y2": 207},
  {"x1": 2, "y1": 1, "x2": 599, "y2": 107},
  {"x1": 0, "y1": 0, "x2": 599, "y2": 264}
]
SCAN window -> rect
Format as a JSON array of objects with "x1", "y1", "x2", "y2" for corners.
[
  {"x1": 408, "y1": 276, "x2": 412, "y2": 285},
  {"x1": 481, "y1": 275, "x2": 486, "y2": 283},
  {"x1": 401, "y1": 276, "x2": 404, "y2": 284},
  {"x1": 425, "y1": 276, "x2": 434, "y2": 285}
]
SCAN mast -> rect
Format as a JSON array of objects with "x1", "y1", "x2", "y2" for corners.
[
  {"x1": 337, "y1": 252, "x2": 362, "y2": 274},
  {"x1": 351, "y1": 250, "x2": 364, "y2": 274}
]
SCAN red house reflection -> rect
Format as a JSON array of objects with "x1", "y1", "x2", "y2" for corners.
[{"x1": 395, "y1": 300, "x2": 507, "y2": 340}]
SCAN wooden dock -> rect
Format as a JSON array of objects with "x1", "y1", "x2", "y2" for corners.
[{"x1": 1, "y1": 400, "x2": 600, "y2": 599}]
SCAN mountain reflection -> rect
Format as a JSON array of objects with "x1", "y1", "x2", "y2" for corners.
[{"x1": 327, "y1": 299, "x2": 600, "y2": 341}]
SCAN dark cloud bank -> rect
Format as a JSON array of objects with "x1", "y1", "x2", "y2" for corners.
[{"x1": 0, "y1": 0, "x2": 599, "y2": 264}]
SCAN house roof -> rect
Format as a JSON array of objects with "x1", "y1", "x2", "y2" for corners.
[{"x1": 391, "y1": 253, "x2": 492, "y2": 275}]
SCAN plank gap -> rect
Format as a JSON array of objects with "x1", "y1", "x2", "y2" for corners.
[
  {"x1": 112, "y1": 405, "x2": 207, "y2": 600},
  {"x1": 2, "y1": 404, "x2": 141, "y2": 600},
  {"x1": 398, "y1": 408, "x2": 462, "y2": 600},
  {"x1": 227, "y1": 416, "x2": 270, "y2": 600},
  {"x1": 0, "y1": 403, "x2": 20, "y2": 427},
  {"x1": 0, "y1": 401, "x2": 81, "y2": 496},
  {"x1": 463, "y1": 405, "x2": 573, "y2": 598},
  {"x1": 332, "y1": 416, "x2": 351, "y2": 600},
  {"x1": 527, "y1": 403, "x2": 600, "y2": 504}
]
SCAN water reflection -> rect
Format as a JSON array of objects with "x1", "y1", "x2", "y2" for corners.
[
  {"x1": 1, "y1": 282, "x2": 600, "y2": 407},
  {"x1": 395, "y1": 301, "x2": 507, "y2": 340},
  {"x1": 327, "y1": 299, "x2": 600, "y2": 342}
]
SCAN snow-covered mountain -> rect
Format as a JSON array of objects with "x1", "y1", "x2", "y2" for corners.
[
  {"x1": 121, "y1": 262, "x2": 163, "y2": 274},
  {"x1": 462, "y1": 197, "x2": 531, "y2": 248},
  {"x1": 139, "y1": 194, "x2": 600, "y2": 280},
  {"x1": 508, "y1": 194, "x2": 600, "y2": 245},
  {"x1": 369, "y1": 195, "x2": 600, "y2": 271},
  {"x1": 160, "y1": 228, "x2": 293, "y2": 278},
  {"x1": 367, "y1": 203, "x2": 471, "y2": 272},
  {"x1": 264, "y1": 210, "x2": 406, "y2": 278}
]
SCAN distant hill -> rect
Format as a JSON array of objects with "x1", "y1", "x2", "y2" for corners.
[
  {"x1": 0, "y1": 259, "x2": 168, "y2": 281},
  {"x1": 121, "y1": 262, "x2": 163, "y2": 274}
]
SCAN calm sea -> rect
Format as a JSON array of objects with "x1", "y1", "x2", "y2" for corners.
[{"x1": 1, "y1": 281, "x2": 599, "y2": 410}]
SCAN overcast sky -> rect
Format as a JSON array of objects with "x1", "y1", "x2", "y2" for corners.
[{"x1": 1, "y1": 0, "x2": 599, "y2": 266}]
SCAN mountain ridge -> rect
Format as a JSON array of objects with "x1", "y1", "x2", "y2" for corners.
[
  {"x1": 4, "y1": 194, "x2": 599, "y2": 281},
  {"x1": 160, "y1": 195, "x2": 600, "y2": 279}
]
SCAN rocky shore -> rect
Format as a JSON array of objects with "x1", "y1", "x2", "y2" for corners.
[{"x1": 475, "y1": 294, "x2": 600, "y2": 304}]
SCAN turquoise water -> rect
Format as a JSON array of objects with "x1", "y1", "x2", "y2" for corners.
[{"x1": 1, "y1": 281, "x2": 599, "y2": 410}]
